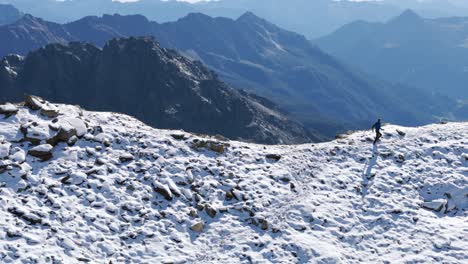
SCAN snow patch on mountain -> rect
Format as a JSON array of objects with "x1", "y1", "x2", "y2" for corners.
[{"x1": 0, "y1": 98, "x2": 466, "y2": 263}]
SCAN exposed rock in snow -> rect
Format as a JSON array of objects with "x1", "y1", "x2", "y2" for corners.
[
  {"x1": 24, "y1": 94, "x2": 44, "y2": 110},
  {"x1": 0, "y1": 99, "x2": 466, "y2": 263},
  {"x1": 27, "y1": 144, "x2": 53, "y2": 161},
  {"x1": 191, "y1": 222, "x2": 205, "y2": 232},
  {"x1": 422, "y1": 199, "x2": 447, "y2": 212},
  {"x1": 0, "y1": 142, "x2": 11, "y2": 159},
  {"x1": 0, "y1": 103, "x2": 18, "y2": 116}
]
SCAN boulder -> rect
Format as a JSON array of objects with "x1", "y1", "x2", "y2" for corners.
[
  {"x1": 171, "y1": 133, "x2": 187, "y2": 140},
  {"x1": 0, "y1": 103, "x2": 19, "y2": 117},
  {"x1": 62, "y1": 118, "x2": 87, "y2": 137},
  {"x1": 119, "y1": 153, "x2": 134, "y2": 163},
  {"x1": 24, "y1": 95, "x2": 44, "y2": 110},
  {"x1": 28, "y1": 144, "x2": 53, "y2": 161},
  {"x1": 190, "y1": 222, "x2": 204, "y2": 232},
  {"x1": 40, "y1": 104, "x2": 60, "y2": 118},
  {"x1": 396, "y1": 129, "x2": 406, "y2": 136},
  {"x1": 266, "y1": 154, "x2": 282, "y2": 161},
  {"x1": 47, "y1": 125, "x2": 77, "y2": 146},
  {"x1": 191, "y1": 140, "x2": 229, "y2": 154},
  {"x1": 205, "y1": 205, "x2": 217, "y2": 218},
  {"x1": 153, "y1": 181, "x2": 173, "y2": 201}
]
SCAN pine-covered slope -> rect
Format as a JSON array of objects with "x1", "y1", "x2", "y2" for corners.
[{"x1": 0, "y1": 99, "x2": 466, "y2": 263}]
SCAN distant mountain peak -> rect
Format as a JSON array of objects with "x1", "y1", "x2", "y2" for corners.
[
  {"x1": 237, "y1": 11, "x2": 265, "y2": 23},
  {"x1": 390, "y1": 9, "x2": 422, "y2": 24},
  {"x1": 179, "y1": 12, "x2": 212, "y2": 22}
]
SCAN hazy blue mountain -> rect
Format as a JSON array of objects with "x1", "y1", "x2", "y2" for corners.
[
  {"x1": 3, "y1": 0, "x2": 468, "y2": 38},
  {"x1": 0, "y1": 3, "x2": 22, "y2": 25},
  {"x1": 0, "y1": 37, "x2": 314, "y2": 144},
  {"x1": 0, "y1": 12, "x2": 456, "y2": 136},
  {"x1": 0, "y1": 14, "x2": 73, "y2": 56},
  {"x1": 315, "y1": 9, "x2": 468, "y2": 99}
]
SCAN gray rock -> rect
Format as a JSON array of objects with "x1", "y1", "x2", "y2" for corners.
[
  {"x1": 119, "y1": 153, "x2": 134, "y2": 163},
  {"x1": 190, "y1": 222, "x2": 204, "y2": 232},
  {"x1": 153, "y1": 181, "x2": 173, "y2": 201},
  {"x1": 0, "y1": 103, "x2": 18, "y2": 116},
  {"x1": 205, "y1": 204, "x2": 217, "y2": 218},
  {"x1": 396, "y1": 129, "x2": 406, "y2": 136},
  {"x1": 266, "y1": 154, "x2": 282, "y2": 161},
  {"x1": 192, "y1": 140, "x2": 229, "y2": 154},
  {"x1": 28, "y1": 144, "x2": 53, "y2": 161},
  {"x1": 422, "y1": 199, "x2": 447, "y2": 212},
  {"x1": 47, "y1": 126, "x2": 77, "y2": 146},
  {"x1": 24, "y1": 95, "x2": 44, "y2": 110}
]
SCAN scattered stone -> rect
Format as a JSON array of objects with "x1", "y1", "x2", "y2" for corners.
[
  {"x1": 205, "y1": 205, "x2": 217, "y2": 218},
  {"x1": 28, "y1": 144, "x2": 53, "y2": 161},
  {"x1": 0, "y1": 103, "x2": 19, "y2": 117},
  {"x1": 396, "y1": 129, "x2": 406, "y2": 136},
  {"x1": 422, "y1": 199, "x2": 447, "y2": 212},
  {"x1": 260, "y1": 219, "x2": 269, "y2": 230},
  {"x1": 171, "y1": 133, "x2": 187, "y2": 140},
  {"x1": 225, "y1": 190, "x2": 234, "y2": 201},
  {"x1": 191, "y1": 222, "x2": 204, "y2": 232},
  {"x1": 266, "y1": 154, "x2": 281, "y2": 161},
  {"x1": 7, "y1": 207, "x2": 42, "y2": 225},
  {"x1": 189, "y1": 209, "x2": 198, "y2": 218},
  {"x1": 119, "y1": 153, "x2": 134, "y2": 163},
  {"x1": 192, "y1": 140, "x2": 229, "y2": 154},
  {"x1": 396, "y1": 154, "x2": 405, "y2": 163},
  {"x1": 380, "y1": 152, "x2": 393, "y2": 158},
  {"x1": 153, "y1": 181, "x2": 173, "y2": 201}
]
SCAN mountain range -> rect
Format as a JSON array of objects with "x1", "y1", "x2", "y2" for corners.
[
  {"x1": 0, "y1": 12, "x2": 455, "y2": 137},
  {"x1": 315, "y1": 9, "x2": 468, "y2": 101},
  {"x1": 2, "y1": 0, "x2": 468, "y2": 38},
  {"x1": 0, "y1": 37, "x2": 313, "y2": 144}
]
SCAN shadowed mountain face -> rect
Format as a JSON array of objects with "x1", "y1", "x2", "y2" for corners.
[
  {"x1": 316, "y1": 9, "x2": 468, "y2": 100},
  {"x1": 0, "y1": 4, "x2": 22, "y2": 25},
  {"x1": 0, "y1": 12, "x2": 455, "y2": 136},
  {"x1": 0, "y1": 37, "x2": 314, "y2": 144}
]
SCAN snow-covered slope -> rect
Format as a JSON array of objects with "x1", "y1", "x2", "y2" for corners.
[{"x1": 0, "y1": 98, "x2": 467, "y2": 263}]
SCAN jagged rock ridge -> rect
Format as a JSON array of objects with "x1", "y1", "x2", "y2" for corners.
[{"x1": 0, "y1": 38, "x2": 314, "y2": 144}]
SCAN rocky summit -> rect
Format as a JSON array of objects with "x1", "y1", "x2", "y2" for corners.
[
  {"x1": 0, "y1": 37, "x2": 314, "y2": 144},
  {"x1": 0, "y1": 98, "x2": 466, "y2": 263}
]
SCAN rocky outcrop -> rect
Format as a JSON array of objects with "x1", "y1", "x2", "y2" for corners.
[{"x1": 0, "y1": 37, "x2": 312, "y2": 144}]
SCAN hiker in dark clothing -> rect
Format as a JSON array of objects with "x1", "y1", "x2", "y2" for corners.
[{"x1": 372, "y1": 119, "x2": 382, "y2": 144}]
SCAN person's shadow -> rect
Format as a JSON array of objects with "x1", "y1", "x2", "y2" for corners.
[{"x1": 361, "y1": 144, "x2": 378, "y2": 198}]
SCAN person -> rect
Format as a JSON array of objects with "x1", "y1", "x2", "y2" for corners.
[{"x1": 371, "y1": 119, "x2": 382, "y2": 144}]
